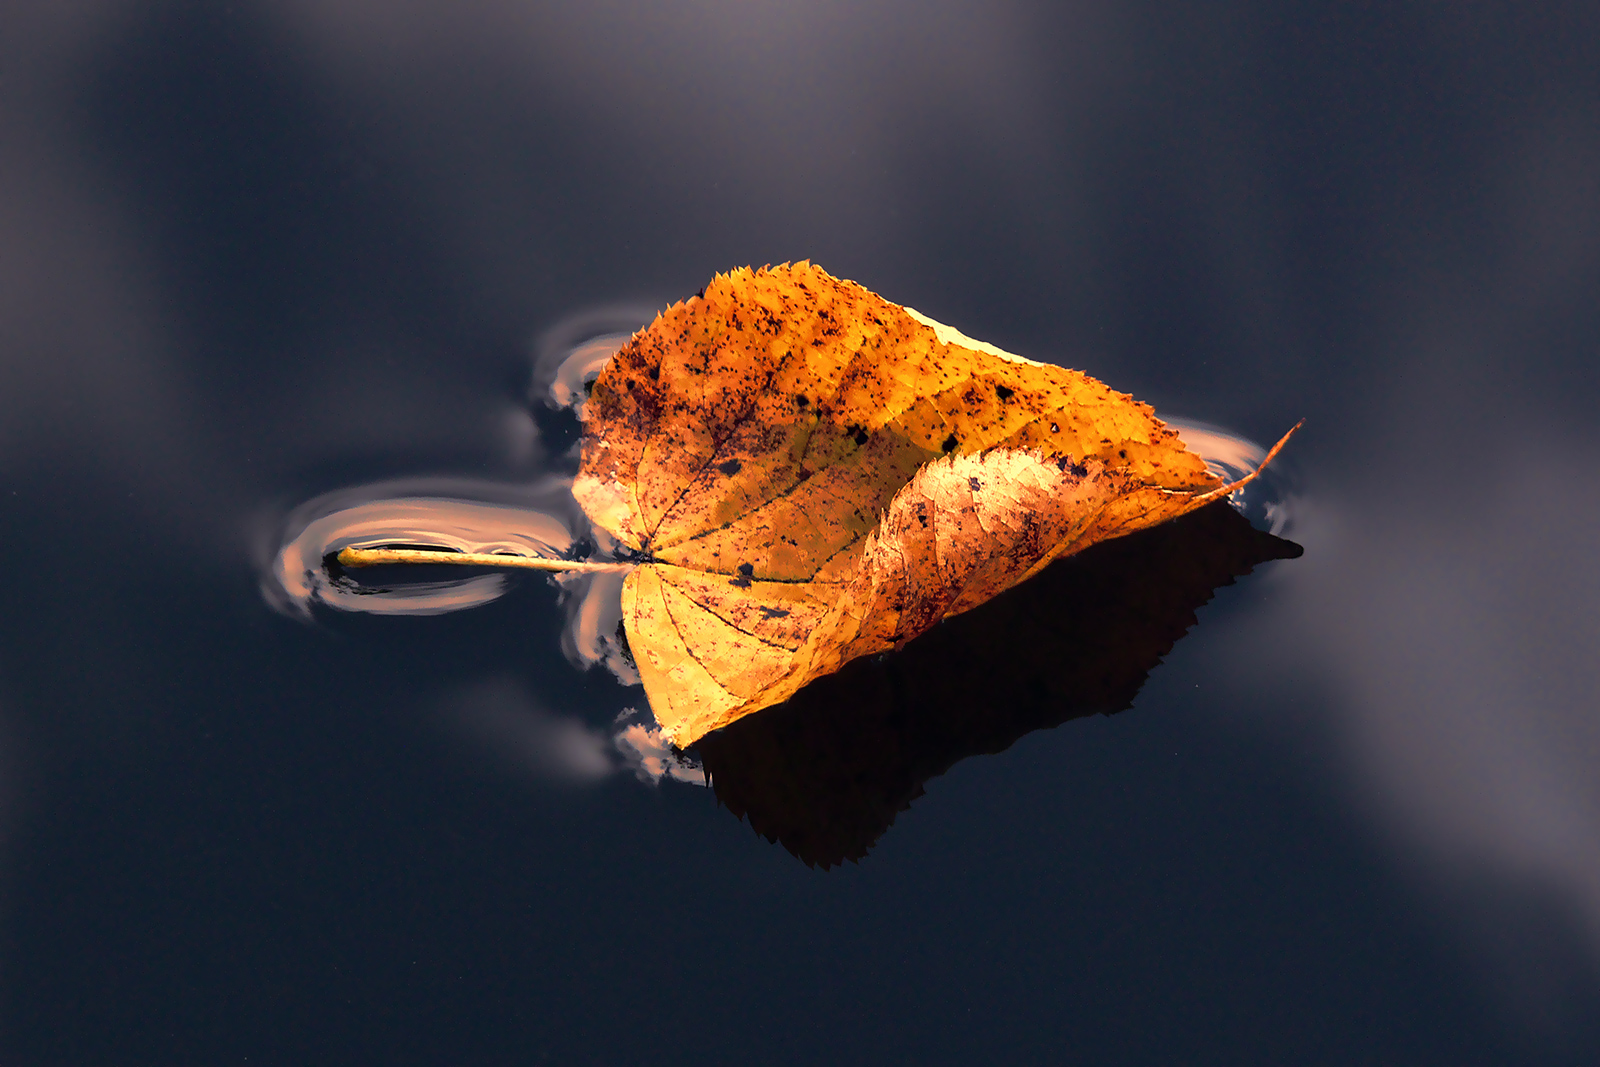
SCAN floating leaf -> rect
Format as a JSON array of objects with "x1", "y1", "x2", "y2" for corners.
[{"x1": 572, "y1": 262, "x2": 1296, "y2": 746}]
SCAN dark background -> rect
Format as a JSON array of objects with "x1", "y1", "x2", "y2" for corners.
[{"x1": 2, "y1": 2, "x2": 1598, "y2": 1063}]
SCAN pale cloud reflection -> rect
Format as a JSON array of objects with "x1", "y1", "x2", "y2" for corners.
[
  {"x1": 443, "y1": 677, "x2": 616, "y2": 784},
  {"x1": 279, "y1": 0, "x2": 1055, "y2": 195},
  {"x1": 1216, "y1": 452, "x2": 1600, "y2": 1008},
  {"x1": 612, "y1": 712, "x2": 705, "y2": 787},
  {"x1": 0, "y1": 5, "x2": 188, "y2": 468},
  {"x1": 439, "y1": 682, "x2": 704, "y2": 788}
]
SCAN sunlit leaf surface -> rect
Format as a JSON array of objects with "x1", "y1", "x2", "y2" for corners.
[{"x1": 575, "y1": 263, "x2": 1288, "y2": 745}]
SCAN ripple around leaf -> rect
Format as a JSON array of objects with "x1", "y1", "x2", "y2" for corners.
[{"x1": 691, "y1": 500, "x2": 1303, "y2": 868}]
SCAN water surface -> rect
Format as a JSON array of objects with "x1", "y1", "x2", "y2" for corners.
[{"x1": 2, "y1": 3, "x2": 1597, "y2": 1064}]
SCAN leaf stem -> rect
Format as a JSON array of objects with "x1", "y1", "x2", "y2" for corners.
[
  {"x1": 1192, "y1": 418, "x2": 1304, "y2": 505},
  {"x1": 335, "y1": 547, "x2": 634, "y2": 574}
]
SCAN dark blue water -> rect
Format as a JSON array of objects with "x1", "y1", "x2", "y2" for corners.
[{"x1": 3, "y1": 3, "x2": 1598, "y2": 1064}]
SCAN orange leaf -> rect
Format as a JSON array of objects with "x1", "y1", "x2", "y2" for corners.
[{"x1": 574, "y1": 262, "x2": 1294, "y2": 745}]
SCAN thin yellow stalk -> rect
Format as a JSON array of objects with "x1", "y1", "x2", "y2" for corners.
[
  {"x1": 335, "y1": 547, "x2": 633, "y2": 574},
  {"x1": 1190, "y1": 419, "x2": 1303, "y2": 506}
]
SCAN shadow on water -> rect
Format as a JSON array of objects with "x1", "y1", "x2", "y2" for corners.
[{"x1": 693, "y1": 500, "x2": 1302, "y2": 868}]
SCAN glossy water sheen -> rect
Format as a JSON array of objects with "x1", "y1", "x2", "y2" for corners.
[{"x1": 2, "y1": 4, "x2": 1597, "y2": 1065}]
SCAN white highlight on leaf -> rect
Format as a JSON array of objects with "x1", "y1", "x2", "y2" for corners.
[{"x1": 903, "y1": 305, "x2": 1047, "y2": 367}]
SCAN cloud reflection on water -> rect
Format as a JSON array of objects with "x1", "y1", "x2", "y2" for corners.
[
  {"x1": 1282, "y1": 460, "x2": 1600, "y2": 958},
  {"x1": 613, "y1": 716, "x2": 707, "y2": 787},
  {"x1": 443, "y1": 676, "x2": 616, "y2": 785},
  {"x1": 437, "y1": 678, "x2": 703, "y2": 787}
]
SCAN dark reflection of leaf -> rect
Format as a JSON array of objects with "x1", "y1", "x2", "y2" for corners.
[{"x1": 690, "y1": 501, "x2": 1303, "y2": 869}]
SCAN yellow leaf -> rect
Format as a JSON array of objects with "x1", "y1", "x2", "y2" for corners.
[{"x1": 572, "y1": 262, "x2": 1292, "y2": 746}]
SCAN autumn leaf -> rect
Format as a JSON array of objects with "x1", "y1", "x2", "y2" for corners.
[{"x1": 571, "y1": 261, "x2": 1296, "y2": 747}]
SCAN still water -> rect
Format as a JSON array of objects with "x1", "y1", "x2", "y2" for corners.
[{"x1": 3, "y1": 3, "x2": 1597, "y2": 1064}]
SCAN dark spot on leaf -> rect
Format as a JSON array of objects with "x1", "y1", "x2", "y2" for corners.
[
  {"x1": 1050, "y1": 422, "x2": 1059, "y2": 433},
  {"x1": 847, "y1": 424, "x2": 869, "y2": 446},
  {"x1": 717, "y1": 459, "x2": 742, "y2": 476},
  {"x1": 796, "y1": 395, "x2": 809, "y2": 408},
  {"x1": 1119, "y1": 449, "x2": 1127, "y2": 458},
  {"x1": 649, "y1": 366, "x2": 660, "y2": 380},
  {"x1": 995, "y1": 384, "x2": 1014, "y2": 400},
  {"x1": 968, "y1": 477, "x2": 982, "y2": 492},
  {"x1": 758, "y1": 607, "x2": 791, "y2": 620},
  {"x1": 942, "y1": 434, "x2": 959, "y2": 452},
  {"x1": 1057, "y1": 455, "x2": 1089, "y2": 478},
  {"x1": 738, "y1": 562, "x2": 754, "y2": 577}
]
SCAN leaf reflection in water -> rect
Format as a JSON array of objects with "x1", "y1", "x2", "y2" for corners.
[{"x1": 693, "y1": 500, "x2": 1302, "y2": 867}]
